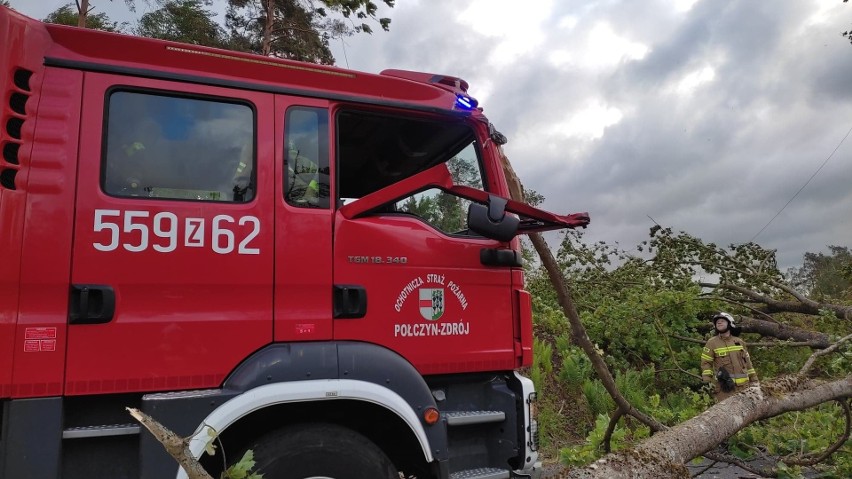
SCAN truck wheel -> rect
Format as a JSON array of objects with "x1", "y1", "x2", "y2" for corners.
[{"x1": 240, "y1": 423, "x2": 399, "y2": 479}]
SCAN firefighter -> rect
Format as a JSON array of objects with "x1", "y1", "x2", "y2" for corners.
[
  {"x1": 700, "y1": 312, "x2": 759, "y2": 402},
  {"x1": 286, "y1": 145, "x2": 320, "y2": 205}
]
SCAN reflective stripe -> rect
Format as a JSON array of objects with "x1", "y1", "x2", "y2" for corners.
[
  {"x1": 713, "y1": 345, "x2": 743, "y2": 355},
  {"x1": 702, "y1": 370, "x2": 713, "y2": 376},
  {"x1": 701, "y1": 354, "x2": 712, "y2": 361},
  {"x1": 747, "y1": 369, "x2": 756, "y2": 375},
  {"x1": 716, "y1": 346, "x2": 743, "y2": 353},
  {"x1": 734, "y1": 377, "x2": 750, "y2": 385}
]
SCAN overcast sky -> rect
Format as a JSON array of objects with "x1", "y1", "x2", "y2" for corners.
[{"x1": 12, "y1": 0, "x2": 852, "y2": 270}]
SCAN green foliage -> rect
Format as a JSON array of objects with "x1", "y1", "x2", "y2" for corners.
[
  {"x1": 614, "y1": 368, "x2": 653, "y2": 411},
  {"x1": 559, "y1": 414, "x2": 627, "y2": 467},
  {"x1": 226, "y1": 0, "x2": 335, "y2": 63},
  {"x1": 647, "y1": 226, "x2": 786, "y2": 294},
  {"x1": 787, "y1": 246, "x2": 852, "y2": 300},
  {"x1": 816, "y1": 341, "x2": 852, "y2": 377},
  {"x1": 225, "y1": 0, "x2": 393, "y2": 63},
  {"x1": 774, "y1": 462, "x2": 805, "y2": 479},
  {"x1": 750, "y1": 339, "x2": 812, "y2": 378},
  {"x1": 557, "y1": 390, "x2": 713, "y2": 468},
  {"x1": 531, "y1": 339, "x2": 553, "y2": 392},
  {"x1": 643, "y1": 388, "x2": 712, "y2": 425},
  {"x1": 530, "y1": 229, "x2": 714, "y2": 385},
  {"x1": 578, "y1": 286, "x2": 706, "y2": 374},
  {"x1": 136, "y1": 0, "x2": 227, "y2": 47},
  {"x1": 732, "y1": 402, "x2": 852, "y2": 478},
  {"x1": 532, "y1": 298, "x2": 568, "y2": 338},
  {"x1": 535, "y1": 393, "x2": 573, "y2": 455},
  {"x1": 844, "y1": 0, "x2": 851, "y2": 45},
  {"x1": 394, "y1": 155, "x2": 482, "y2": 233},
  {"x1": 558, "y1": 345, "x2": 591, "y2": 391},
  {"x1": 204, "y1": 426, "x2": 263, "y2": 479},
  {"x1": 581, "y1": 380, "x2": 614, "y2": 418},
  {"x1": 830, "y1": 449, "x2": 852, "y2": 479},
  {"x1": 748, "y1": 309, "x2": 850, "y2": 380},
  {"x1": 523, "y1": 187, "x2": 544, "y2": 206},
  {"x1": 44, "y1": 3, "x2": 127, "y2": 32},
  {"x1": 223, "y1": 450, "x2": 264, "y2": 479},
  {"x1": 529, "y1": 225, "x2": 849, "y2": 476},
  {"x1": 530, "y1": 336, "x2": 587, "y2": 456},
  {"x1": 320, "y1": 0, "x2": 393, "y2": 32},
  {"x1": 396, "y1": 190, "x2": 464, "y2": 233},
  {"x1": 203, "y1": 427, "x2": 217, "y2": 456}
]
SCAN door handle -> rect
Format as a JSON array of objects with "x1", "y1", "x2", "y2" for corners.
[
  {"x1": 480, "y1": 248, "x2": 523, "y2": 267},
  {"x1": 69, "y1": 284, "x2": 115, "y2": 324},
  {"x1": 333, "y1": 284, "x2": 367, "y2": 319}
]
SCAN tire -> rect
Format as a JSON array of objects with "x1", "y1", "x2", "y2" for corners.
[{"x1": 239, "y1": 423, "x2": 399, "y2": 479}]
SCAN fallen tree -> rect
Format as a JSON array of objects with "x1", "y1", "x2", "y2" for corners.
[
  {"x1": 497, "y1": 146, "x2": 851, "y2": 478},
  {"x1": 550, "y1": 377, "x2": 851, "y2": 478}
]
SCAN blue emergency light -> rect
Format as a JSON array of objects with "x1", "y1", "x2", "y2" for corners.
[{"x1": 455, "y1": 94, "x2": 478, "y2": 110}]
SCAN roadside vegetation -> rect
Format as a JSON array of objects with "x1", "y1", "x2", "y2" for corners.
[{"x1": 526, "y1": 229, "x2": 851, "y2": 477}]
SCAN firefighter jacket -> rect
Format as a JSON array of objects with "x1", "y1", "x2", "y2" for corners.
[{"x1": 700, "y1": 335, "x2": 758, "y2": 386}]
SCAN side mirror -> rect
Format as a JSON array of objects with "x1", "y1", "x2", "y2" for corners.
[{"x1": 467, "y1": 195, "x2": 519, "y2": 242}]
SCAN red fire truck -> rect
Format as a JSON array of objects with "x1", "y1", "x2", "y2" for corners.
[{"x1": 0, "y1": 6, "x2": 589, "y2": 479}]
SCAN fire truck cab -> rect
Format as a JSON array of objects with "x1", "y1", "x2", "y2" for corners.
[{"x1": 0, "y1": 6, "x2": 588, "y2": 479}]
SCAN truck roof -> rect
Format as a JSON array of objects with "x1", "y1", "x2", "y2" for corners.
[{"x1": 3, "y1": 6, "x2": 480, "y2": 116}]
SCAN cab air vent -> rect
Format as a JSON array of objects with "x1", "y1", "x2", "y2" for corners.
[
  {"x1": 3, "y1": 143, "x2": 18, "y2": 165},
  {"x1": 5, "y1": 117, "x2": 22, "y2": 139},
  {"x1": 1, "y1": 68, "x2": 32, "y2": 191},
  {"x1": 0, "y1": 169, "x2": 16, "y2": 190},
  {"x1": 10, "y1": 92, "x2": 27, "y2": 115},
  {"x1": 13, "y1": 69, "x2": 32, "y2": 91}
]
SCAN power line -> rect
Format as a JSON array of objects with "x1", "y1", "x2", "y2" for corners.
[{"x1": 749, "y1": 123, "x2": 852, "y2": 243}]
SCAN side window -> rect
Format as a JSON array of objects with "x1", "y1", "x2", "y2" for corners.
[
  {"x1": 395, "y1": 142, "x2": 485, "y2": 235},
  {"x1": 103, "y1": 90, "x2": 254, "y2": 202},
  {"x1": 285, "y1": 107, "x2": 330, "y2": 208}
]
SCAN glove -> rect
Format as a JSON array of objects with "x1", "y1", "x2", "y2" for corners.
[{"x1": 716, "y1": 367, "x2": 736, "y2": 392}]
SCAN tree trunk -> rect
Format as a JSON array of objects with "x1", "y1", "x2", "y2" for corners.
[
  {"x1": 703, "y1": 282, "x2": 852, "y2": 320},
  {"x1": 77, "y1": 0, "x2": 89, "y2": 28},
  {"x1": 694, "y1": 315, "x2": 832, "y2": 348},
  {"x1": 127, "y1": 408, "x2": 213, "y2": 479},
  {"x1": 262, "y1": 0, "x2": 273, "y2": 56},
  {"x1": 737, "y1": 316, "x2": 832, "y2": 347}
]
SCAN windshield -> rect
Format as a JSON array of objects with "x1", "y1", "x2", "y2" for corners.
[{"x1": 337, "y1": 110, "x2": 478, "y2": 200}]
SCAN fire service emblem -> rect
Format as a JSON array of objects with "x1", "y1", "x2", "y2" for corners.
[{"x1": 419, "y1": 288, "x2": 444, "y2": 321}]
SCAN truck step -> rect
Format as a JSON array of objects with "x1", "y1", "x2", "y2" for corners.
[
  {"x1": 444, "y1": 410, "x2": 505, "y2": 426},
  {"x1": 449, "y1": 468, "x2": 510, "y2": 479},
  {"x1": 143, "y1": 388, "x2": 221, "y2": 401},
  {"x1": 62, "y1": 423, "x2": 141, "y2": 439}
]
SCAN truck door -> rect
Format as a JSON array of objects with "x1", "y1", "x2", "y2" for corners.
[
  {"x1": 331, "y1": 110, "x2": 518, "y2": 375},
  {"x1": 273, "y1": 97, "x2": 333, "y2": 342},
  {"x1": 65, "y1": 74, "x2": 275, "y2": 395}
]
